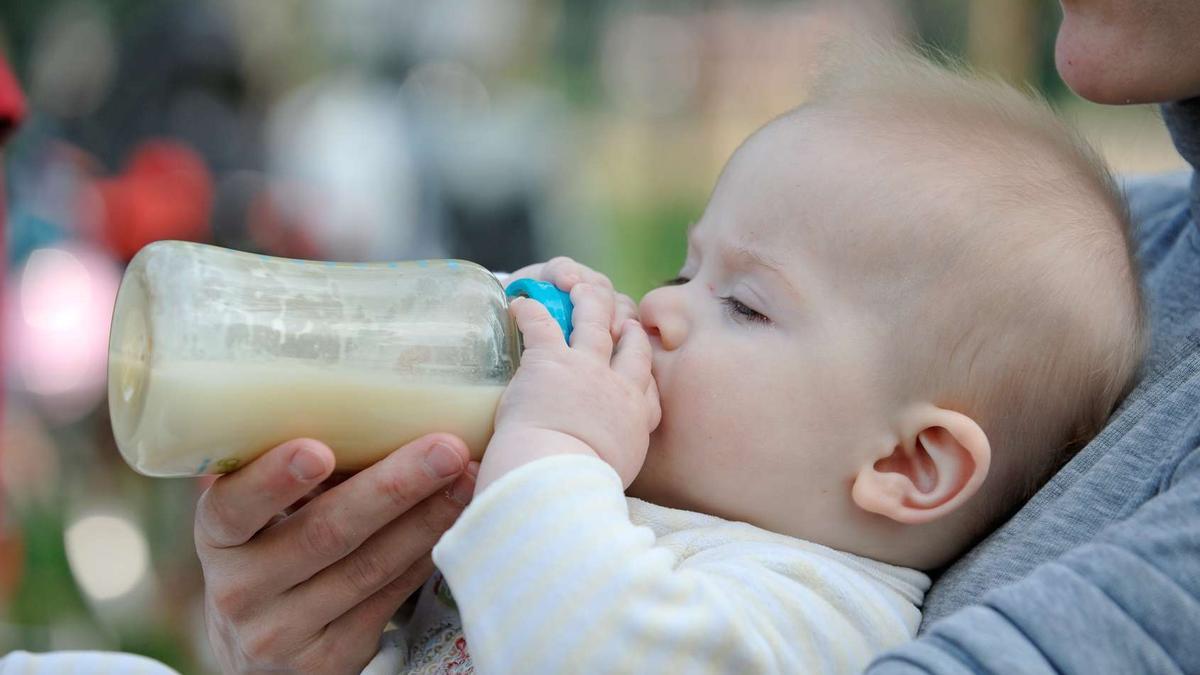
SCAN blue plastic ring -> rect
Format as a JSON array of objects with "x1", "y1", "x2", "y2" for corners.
[{"x1": 505, "y1": 278, "x2": 574, "y2": 342}]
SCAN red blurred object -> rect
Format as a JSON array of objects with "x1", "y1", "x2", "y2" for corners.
[
  {"x1": 96, "y1": 139, "x2": 214, "y2": 261},
  {"x1": 0, "y1": 54, "x2": 25, "y2": 145},
  {"x1": 248, "y1": 182, "x2": 324, "y2": 260}
]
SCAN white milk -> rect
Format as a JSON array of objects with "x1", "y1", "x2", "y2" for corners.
[{"x1": 110, "y1": 358, "x2": 504, "y2": 476}]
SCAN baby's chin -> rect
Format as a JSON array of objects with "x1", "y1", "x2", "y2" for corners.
[
  {"x1": 625, "y1": 464, "x2": 662, "y2": 502},
  {"x1": 626, "y1": 431, "x2": 677, "y2": 504}
]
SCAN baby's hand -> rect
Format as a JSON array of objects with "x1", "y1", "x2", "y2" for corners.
[
  {"x1": 507, "y1": 257, "x2": 639, "y2": 341},
  {"x1": 476, "y1": 283, "x2": 660, "y2": 492}
]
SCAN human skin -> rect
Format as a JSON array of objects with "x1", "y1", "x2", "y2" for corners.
[
  {"x1": 196, "y1": 1, "x2": 1200, "y2": 668},
  {"x1": 1055, "y1": 0, "x2": 1200, "y2": 104},
  {"x1": 474, "y1": 283, "x2": 659, "y2": 493},
  {"x1": 626, "y1": 114, "x2": 994, "y2": 570},
  {"x1": 194, "y1": 435, "x2": 479, "y2": 673},
  {"x1": 192, "y1": 260, "x2": 639, "y2": 674},
  {"x1": 193, "y1": 111, "x2": 997, "y2": 671}
]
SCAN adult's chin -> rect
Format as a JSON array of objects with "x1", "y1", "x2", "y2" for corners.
[
  {"x1": 1055, "y1": 7, "x2": 1200, "y2": 104},
  {"x1": 1055, "y1": 15, "x2": 1141, "y2": 104}
]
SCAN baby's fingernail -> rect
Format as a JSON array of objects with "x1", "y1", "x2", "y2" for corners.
[
  {"x1": 447, "y1": 473, "x2": 476, "y2": 506},
  {"x1": 466, "y1": 461, "x2": 480, "y2": 477},
  {"x1": 424, "y1": 442, "x2": 463, "y2": 479},
  {"x1": 289, "y1": 444, "x2": 327, "y2": 481}
]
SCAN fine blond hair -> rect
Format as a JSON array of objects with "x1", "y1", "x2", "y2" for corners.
[{"x1": 798, "y1": 40, "x2": 1147, "y2": 531}]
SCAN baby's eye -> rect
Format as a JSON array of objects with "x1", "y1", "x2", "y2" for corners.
[
  {"x1": 663, "y1": 276, "x2": 690, "y2": 286},
  {"x1": 721, "y1": 297, "x2": 769, "y2": 324}
]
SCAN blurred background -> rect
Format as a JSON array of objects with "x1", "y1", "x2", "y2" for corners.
[{"x1": 0, "y1": 0, "x2": 1187, "y2": 671}]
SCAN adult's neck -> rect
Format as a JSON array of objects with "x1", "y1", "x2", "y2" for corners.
[{"x1": 1162, "y1": 98, "x2": 1200, "y2": 215}]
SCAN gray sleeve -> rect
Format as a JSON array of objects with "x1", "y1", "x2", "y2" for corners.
[
  {"x1": 1119, "y1": 171, "x2": 1192, "y2": 245},
  {"x1": 866, "y1": 445, "x2": 1200, "y2": 675}
]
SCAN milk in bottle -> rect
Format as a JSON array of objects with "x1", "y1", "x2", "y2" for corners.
[{"x1": 108, "y1": 241, "x2": 570, "y2": 476}]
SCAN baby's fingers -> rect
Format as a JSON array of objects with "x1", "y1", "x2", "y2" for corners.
[
  {"x1": 570, "y1": 283, "x2": 616, "y2": 361},
  {"x1": 505, "y1": 262, "x2": 545, "y2": 283},
  {"x1": 645, "y1": 377, "x2": 662, "y2": 432},
  {"x1": 612, "y1": 319, "x2": 653, "y2": 392},
  {"x1": 510, "y1": 297, "x2": 568, "y2": 351},
  {"x1": 541, "y1": 256, "x2": 614, "y2": 292},
  {"x1": 612, "y1": 293, "x2": 639, "y2": 338}
]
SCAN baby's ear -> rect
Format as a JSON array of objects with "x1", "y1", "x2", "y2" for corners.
[{"x1": 850, "y1": 407, "x2": 990, "y2": 525}]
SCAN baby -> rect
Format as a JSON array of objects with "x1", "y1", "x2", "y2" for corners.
[{"x1": 367, "y1": 43, "x2": 1144, "y2": 674}]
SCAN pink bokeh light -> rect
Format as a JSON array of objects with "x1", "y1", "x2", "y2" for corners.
[{"x1": 5, "y1": 244, "x2": 121, "y2": 423}]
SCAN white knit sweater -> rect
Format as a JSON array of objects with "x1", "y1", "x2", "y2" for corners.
[{"x1": 367, "y1": 454, "x2": 928, "y2": 674}]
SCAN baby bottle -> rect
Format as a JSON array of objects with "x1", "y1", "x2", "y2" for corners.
[{"x1": 107, "y1": 241, "x2": 572, "y2": 477}]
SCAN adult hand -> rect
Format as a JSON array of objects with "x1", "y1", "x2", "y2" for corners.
[{"x1": 194, "y1": 434, "x2": 477, "y2": 674}]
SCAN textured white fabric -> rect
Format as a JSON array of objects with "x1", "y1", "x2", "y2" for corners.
[
  {"x1": 373, "y1": 454, "x2": 928, "y2": 674},
  {"x1": 0, "y1": 650, "x2": 179, "y2": 674}
]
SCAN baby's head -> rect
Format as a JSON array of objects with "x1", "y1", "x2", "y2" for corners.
[{"x1": 629, "y1": 44, "x2": 1144, "y2": 570}]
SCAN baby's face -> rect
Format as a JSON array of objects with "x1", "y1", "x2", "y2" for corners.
[{"x1": 628, "y1": 117, "x2": 906, "y2": 540}]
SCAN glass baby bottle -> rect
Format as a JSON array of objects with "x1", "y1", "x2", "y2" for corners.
[{"x1": 107, "y1": 240, "x2": 572, "y2": 477}]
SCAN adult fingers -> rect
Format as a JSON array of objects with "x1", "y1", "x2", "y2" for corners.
[
  {"x1": 281, "y1": 467, "x2": 477, "y2": 631},
  {"x1": 510, "y1": 296, "x2": 569, "y2": 350},
  {"x1": 195, "y1": 438, "x2": 336, "y2": 551},
  {"x1": 289, "y1": 553, "x2": 439, "y2": 673},
  {"x1": 262, "y1": 472, "x2": 349, "y2": 529},
  {"x1": 611, "y1": 319, "x2": 653, "y2": 392},
  {"x1": 569, "y1": 283, "x2": 615, "y2": 361},
  {"x1": 251, "y1": 434, "x2": 470, "y2": 594}
]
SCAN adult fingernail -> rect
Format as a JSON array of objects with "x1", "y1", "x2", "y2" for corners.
[
  {"x1": 424, "y1": 442, "x2": 463, "y2": 479},
  {"x1": 447, "y1": 473, "x2": 476, "y2": 506},
  {"x1": 289, "y1": 445, "x2": 327, "y2": 481}
]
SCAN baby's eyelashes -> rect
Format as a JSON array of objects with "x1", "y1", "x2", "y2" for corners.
[
  {"x1": 722, "y1": 297, "x2": 770, "y2": 324},
  {"x1": 660, "y1": 276, "x2": 769, "y2": 323}
]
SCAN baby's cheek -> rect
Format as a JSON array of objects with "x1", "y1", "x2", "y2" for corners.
[{"x1": 671, "y1": 356, "x2": 757, "y2": 436}]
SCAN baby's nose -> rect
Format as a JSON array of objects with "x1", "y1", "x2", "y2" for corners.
[
  {"x1": 639, "y1": 288, "x2": 686, "y2": 351},
  {"x1": 643, "y1": 323, "x2": 667, "y2": 353}
]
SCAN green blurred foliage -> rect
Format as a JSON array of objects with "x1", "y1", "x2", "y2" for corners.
[
  {"x1": 606, "y1": 197, "x2": 701, "y2": 300},
  {"x1": 7, "y1": 504, "x2": 88, "y2": 637}
]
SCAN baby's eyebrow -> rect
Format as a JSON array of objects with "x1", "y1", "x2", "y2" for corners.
[
  {"x1": 724, "y1": 243, "x2": 784, "y2": 275},
  {"x1": 718, "y1": 240, "x2": 805, "y2": 302},
  {"x1": 690, "y1": 230, "x2": 782, "y2": 272},
  {"x1": 689, "y1": 230, "x2": 792, "y2": 284}
]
